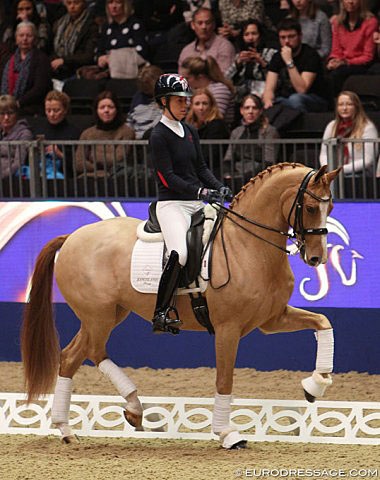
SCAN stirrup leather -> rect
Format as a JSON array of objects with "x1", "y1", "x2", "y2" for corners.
[{"x1": 152, "y1": 306, "x2": 182, "y2": 335}]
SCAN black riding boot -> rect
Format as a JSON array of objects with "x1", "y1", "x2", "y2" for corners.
[{"x1": 152, "y1": 250, "x2": 183, "y2": 335}]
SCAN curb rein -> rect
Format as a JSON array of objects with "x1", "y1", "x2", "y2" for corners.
[{"x1": 206, "y1": 170, "x2": 332, "y2": 289}]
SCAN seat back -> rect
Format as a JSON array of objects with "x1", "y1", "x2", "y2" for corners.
[
  {"x1": 342, "y1": 75, "x2": 380, "y2": 111},
  {"x1": 105, "y1": 78, "x2": 138, "y2": 112},
  {"x1": 63, "y1": 78, "x2": 107, "y2": 114}
]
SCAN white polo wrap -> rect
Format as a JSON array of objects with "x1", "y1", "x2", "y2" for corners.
[
  {"x1": 98, "y1": 358, "x2": 142, "y2": 415},
  {"x1": 51, "y1": 376, "x2": 73, "y2": 425},
  {"x1": 212, "y1": 393, "x2": 232, "y2": 435},
  {"x1": 315, "y1": 328, "x2": 334, "y2": 373}
]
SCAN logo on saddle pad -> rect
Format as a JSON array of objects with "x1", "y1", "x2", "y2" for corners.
[{"x1": 130, "y1": 204, "x2": 217, "y2": 294}]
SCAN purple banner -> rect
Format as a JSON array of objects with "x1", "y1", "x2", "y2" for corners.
[{"x1": 0, "y1": 201, "x2": 379, "y2": 308}]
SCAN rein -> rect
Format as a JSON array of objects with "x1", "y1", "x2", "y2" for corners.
[{"x1": 208, "y1": 170, "x2": 331, "y2": 289}]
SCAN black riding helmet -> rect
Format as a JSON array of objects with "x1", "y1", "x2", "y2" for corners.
[{"x1": 155, "y1": 74, "x2": 192, "y2": 120}]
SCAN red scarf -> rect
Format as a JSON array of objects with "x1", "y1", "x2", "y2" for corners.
[
  {"x1": 336, "y1": 119, "x2": 353, "y2": 164},
  {"x1": 7, "y1": 55, "x2": 19, "y2": 96}
]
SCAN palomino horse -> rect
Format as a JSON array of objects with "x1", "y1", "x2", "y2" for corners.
[{"x1": 21, "y1": 163, "x2": 340, "y2": 449}]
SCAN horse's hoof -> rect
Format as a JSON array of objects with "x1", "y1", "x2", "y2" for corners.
[
  {"x1": 61, "y1": 434, "x2": 79, "y2": 444},
  {"x1": 230, "y1": 440, "x2": 247, "y2": 450},
  {"x1": 303, "y1": 389, "x2": 316, "y2": 403},
  {"x1": 220, "y1": 429, "x2": 247, "y2": 449},
  {"x1": 123, "y1": 408, "x2": 143, "y2": 431}
]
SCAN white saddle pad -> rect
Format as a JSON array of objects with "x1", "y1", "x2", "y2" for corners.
[
  {"x1": 130, "y1": 239, "x2": 210, "y2": 294},
  {"x1": 130, "y1": 204, "x2": 217, "y2": 295}
]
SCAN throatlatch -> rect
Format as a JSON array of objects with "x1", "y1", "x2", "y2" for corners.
[{"x1": 152, "y1": 250, "x2": 183, "y2": 335}]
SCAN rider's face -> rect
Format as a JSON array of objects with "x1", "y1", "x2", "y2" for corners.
[{"x1": 163, "y1": 96, "x2": 188, "y2": 120}]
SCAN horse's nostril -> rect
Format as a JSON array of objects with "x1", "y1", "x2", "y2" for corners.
[{"x1": 309, "y1": 257, "x2": 321, "y2": 266}]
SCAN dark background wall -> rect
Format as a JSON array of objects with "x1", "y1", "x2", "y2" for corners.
[{"x1": 1, "y1": 302, "x2": 378, "y2": 373}]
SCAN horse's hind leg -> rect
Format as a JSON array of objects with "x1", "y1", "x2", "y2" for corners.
[
  {"x1": 260, "y1": 305, "x2": 334, "y2": 402},
  {"x1": 90, "y1": 306, "x2": 143, "y2": 430},
  {"x1": 51, "y1": 327, "x2": 88, "y2": 443},
  {"x1": 52, "y1": 307, "x2": 143, "y2": 442},
  {"x1": 97, "y1": 360, "x2": 143, "y2": 431}
]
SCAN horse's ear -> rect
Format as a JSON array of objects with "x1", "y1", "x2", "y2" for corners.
[
  {"x1": 313, "y1": 165, "x2": 328, "y2": 183},
  {"x1": 326, "y1": 166, "x2": 343, "y2": 185}
]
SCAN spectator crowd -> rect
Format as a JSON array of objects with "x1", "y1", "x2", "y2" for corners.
[{"x1": 1, "y1": 0, "x2": 380, "y2": 190}]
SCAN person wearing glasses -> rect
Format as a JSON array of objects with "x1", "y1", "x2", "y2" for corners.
[
  {"x1": 262, "y1": 17, "x2": 328, "y2": 113},
  {"x1": 0, "y1": 94, "x2": 32, "y2": 179}
]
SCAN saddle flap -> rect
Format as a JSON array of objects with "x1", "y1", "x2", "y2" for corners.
[
  {"x1": 144, "y1": 202, "x2": 161, "y2": 233},
  {"x1": 185, "y1": 210, "x2": 206, "y2": 285}
]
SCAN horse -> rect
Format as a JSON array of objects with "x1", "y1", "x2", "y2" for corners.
[{"x1": 21, "y1": 162, "x2": 340, "y2": 449}]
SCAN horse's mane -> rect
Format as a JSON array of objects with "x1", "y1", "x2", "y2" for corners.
[{"x1": 229, "y1": 162, "x2": 306, "y2": 209}]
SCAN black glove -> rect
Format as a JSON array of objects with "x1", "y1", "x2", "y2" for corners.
[
  {"x1": 198, "y1": 188, "x2": 223, "y2": 204},
  {"x1": 219, "y1": 186, "x2": 233, "y2": 200}
]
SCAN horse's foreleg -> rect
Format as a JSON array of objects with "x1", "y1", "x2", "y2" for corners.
[
  {"x1": 260, "y1": 306, "x2": 334, "y2": 401},
  {"x1": 213, "y1": 326, "x2": 247, "y2": 449}
]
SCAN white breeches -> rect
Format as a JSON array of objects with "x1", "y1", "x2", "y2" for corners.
[{"x1": 156, "y1": 200, "x2": 204, "y2": 266}]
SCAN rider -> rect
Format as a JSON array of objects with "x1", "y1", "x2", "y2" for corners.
[{"x1": 149, "y1": 73, "x2": 232, "y2": 335}]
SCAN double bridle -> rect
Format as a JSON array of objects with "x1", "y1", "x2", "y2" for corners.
[
  {"x1": 207, "y1": 170, "x2": 332, "y2": 288},
  {"x1": 287, "y1": 169, "x2": 331, "y2": 245}
]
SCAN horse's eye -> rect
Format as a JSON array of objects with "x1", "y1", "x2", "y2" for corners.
[{"x1": 305, "y1": 205, "x2": 317, "y2": 214}]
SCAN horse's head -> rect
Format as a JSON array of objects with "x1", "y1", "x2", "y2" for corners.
[{"x1": 286, "y1": 165, "x2": 341, "y2": 267}]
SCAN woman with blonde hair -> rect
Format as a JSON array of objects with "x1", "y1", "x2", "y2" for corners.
[
  {"x1": 319, "y1": 90, "x2": 378, "y2": 176},
  {"x1": 181, "y1": 55, "x2": 235, "y2": 126},
  {"x1": 288, "y1": 0, "x2": 331, "y2": 58},
  {"x1": 96, "y1": 0, "x2": 149, "y2": 78},
  {"x1": 326, "y1": 0, "x2": 378, "y2": 95},
  {"x1": 186, "y1": 87, "x2": 230, "y2": 171}
]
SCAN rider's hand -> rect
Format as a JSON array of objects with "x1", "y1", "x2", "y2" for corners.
[
  {"x1": 219, "y1": 186, "x2": 233, "y2": 200},
  {"x1": 198, "y1": 188, "x2": 223, "y2": 204}
]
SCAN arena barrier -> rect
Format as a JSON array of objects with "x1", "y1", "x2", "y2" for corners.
[
  {"x1": 1, "y1": 138, "x2": 379, "y2": 200},
  {"x1": 0, "y1": 393, "x2": 379, "y2": 445}
]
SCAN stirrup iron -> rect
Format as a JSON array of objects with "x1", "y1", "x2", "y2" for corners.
[{"x1": 152, "y1": 306, "x2": 182, "y2": 335}]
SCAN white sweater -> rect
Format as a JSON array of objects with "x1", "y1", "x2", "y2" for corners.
[{"x1": 319, "y1": 120, "x2": 378, "y2": 175}]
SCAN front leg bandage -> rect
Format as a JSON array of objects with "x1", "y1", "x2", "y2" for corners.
[{"x1": 315, "y1": 328, "x2": 334, "y2": 373}]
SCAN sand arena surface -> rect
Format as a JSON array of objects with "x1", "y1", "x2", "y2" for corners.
[{"x1": 0, "y1": 363, "x2": 379, "y2": 480}]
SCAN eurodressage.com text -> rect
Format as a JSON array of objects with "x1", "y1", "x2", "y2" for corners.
[{"x1": 234, "y1": 468, "x2": 379, "y2": 478}]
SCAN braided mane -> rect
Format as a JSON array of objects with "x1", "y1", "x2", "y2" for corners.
[{"x1": 229, "y1": 162, "x2": 306, "y2": 209}]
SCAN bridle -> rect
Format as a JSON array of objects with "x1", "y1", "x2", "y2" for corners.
[
  {"x1": 207, "y1": 170, "x2": 332, "y2": 288},
  {"x1": 287, "y1": 169, "x2": 331, "y2": 243}
]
